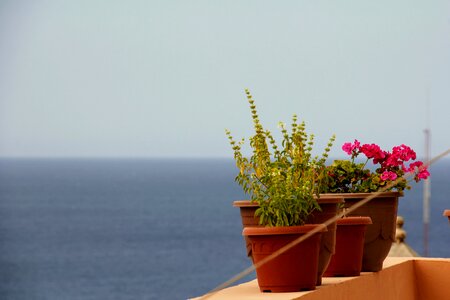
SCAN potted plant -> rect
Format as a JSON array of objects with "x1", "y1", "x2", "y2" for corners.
[
  {"x1": 233, "y1": 195, "x2": 343, "y2": 286},
  {"x1": 321, "y1": 140, "x2": 430, "y2": 271},
  {"x1": 226, "y1": 89, "x2": 334, "y2": 292}
]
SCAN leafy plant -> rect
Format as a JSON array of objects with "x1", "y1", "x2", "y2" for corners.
[
  {"x1": 226, "y1": 89, "x2": 335, "y2": 227},
  {"x1": 323, "y1": 140, "x2": 430, "y2": 193}
]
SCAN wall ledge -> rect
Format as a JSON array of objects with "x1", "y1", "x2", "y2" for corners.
[{"x1": 192, "y1": 257, "x2": 450, "y2": 300}]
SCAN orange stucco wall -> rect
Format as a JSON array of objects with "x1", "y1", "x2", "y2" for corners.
[
  {"x1": 414, "y1": 259, "x2": 450, "y2": 299},
  {"x1": 192, "y1": 257, "x2": 450, "y2": 300}
]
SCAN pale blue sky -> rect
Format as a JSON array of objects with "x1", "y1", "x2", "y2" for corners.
[{"x1": 1, "y1": 0, "x2": 449, "y2": 158}]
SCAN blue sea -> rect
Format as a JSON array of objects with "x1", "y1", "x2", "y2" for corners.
[{"x1": 0, "y1": 158, "x2": 449, "y2": 300}]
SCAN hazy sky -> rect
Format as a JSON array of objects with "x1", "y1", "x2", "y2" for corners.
[{"x1": 1, "y1": 0, "x2": 449, "y2": 158}]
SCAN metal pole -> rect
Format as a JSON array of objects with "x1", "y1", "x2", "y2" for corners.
[{"x1": 423, "y1": 128, "x2": 431, "y2": 257}]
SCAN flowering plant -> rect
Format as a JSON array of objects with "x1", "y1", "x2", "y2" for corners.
[
  {"x1": 226, "y1": 90, "x2": 335, "y2": 226},
  {"x1": 323, "y1": 140, "x2": 430, "y2": 193}
]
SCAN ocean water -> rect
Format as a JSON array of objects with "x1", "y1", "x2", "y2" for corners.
[{"x1": 0, "y1": 158, "x2": 448, "y2": 300}]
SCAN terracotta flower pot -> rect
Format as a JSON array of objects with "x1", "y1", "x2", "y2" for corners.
[
  {"x1": 243, "y1": 224, "x2": 327, "y2": 292},
  {"x1": 233, "y1": 196, "x2": 343, "y2": 285},
  {"x1": 321, "y1": 192, "x2": 400, "y2": 272},
  {"x1": 307, "y1": 196, "x2": 344, "y2": 285},
  {"x1": 323, "y1": 216, "x2": 372, "y2": 277},
  {"x1": 233, "y1": 200, "x2": 261, "y2": 258},
  {"x1": 444, "y1": 210, "x2": 450, "y2": 223}
]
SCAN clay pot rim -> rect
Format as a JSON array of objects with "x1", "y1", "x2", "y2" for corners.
[
  {"x1": 336, "y1": 216, "x2": 372, "y2": 225},
  {"x1": 233, "y1": 200, "x2": 258, "y2": 207},
  {"x1": 315, "y1": 196, "x2": 344, "y2": 204},
  {"x1": 243, "y1": 224, "x2": 327, "y2": 236},
  {"x1": 319, "y1": 192, "x2": 401, "y2": 199}
]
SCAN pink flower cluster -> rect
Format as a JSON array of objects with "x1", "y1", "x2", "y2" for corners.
[
  {"x1": 406, "y1": 161, "x2": 430, "y2": 181},
  {"x1": 342, "y1": 140, "x2": 430, "y2": 183}
]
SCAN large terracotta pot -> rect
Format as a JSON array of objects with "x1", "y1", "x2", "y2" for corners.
[
  {"x1": 323, "y1": 216, "x2": 372, "y2": 277},
  {"x1": 233, "y1": 195, "x2": 343, "y2": 285},
  {"x1": 321, "y1": 192, "x2": 400, "y2": 272},
  {"x1": 243, "y1": 224, "x2": 327, "y2": 292}
]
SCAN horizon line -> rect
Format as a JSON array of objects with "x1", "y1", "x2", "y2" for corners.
[{"x1": 0, "y1": 155, "x2": 446, "y2": 161}]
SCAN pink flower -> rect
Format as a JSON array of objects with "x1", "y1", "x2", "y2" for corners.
[
  {"x1": 373, "y1": 151, "x2": 388, "y2": 164},
  {"x1": 342, "y1": 140, "x2": 360, "y2": 156},
  {"x1": 342, "y1": 143, "x2": 353, "y2": 155},
  {"x1": 361, "y1": 143, "x2": 385, "y2": 160},
  {"x1": 407, "y1": 161, "x2": 423, "y2": 171},
  {"x1": 394, "y1": 144, "x2": 416, "y2": 161},
  {"x1": 417, "y1": 169, "x2": 430, "y2": 180},
  {"x1": 407, "y1": 161, "x2": 430, "y2": 181},
  {"x1": 383, "y1": 144, "x2": 417, "y2": 168},
  {"x1": 381, "y1": 171, "x2": 397, "y2": 181}
]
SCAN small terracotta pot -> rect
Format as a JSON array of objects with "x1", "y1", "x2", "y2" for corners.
[
  {"x1": 323, "y1": 216, "x2": 372, "y2": 277},
  {"x1": 234, "y1": 196, "x2": 343, "y2": 285},
  {"x1": 444, "y1": 210, "x2": 450, "y2": 223},
  {"x1": 233, "y1": 200, "x2": 260, "y2": 257},
  {"x1": 307, "y1": 196, "x2": 344, "y2": 285},
  {"x1": 243, "y1": 224, "x2": 327, "y2": 292},
  {"x1": 320, "y1": 192, "x2": 400, "y2": 272}
]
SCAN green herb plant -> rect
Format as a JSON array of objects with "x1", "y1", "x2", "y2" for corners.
[{"x1": 226, "y1": 89, "x2": 335, "y2": 227}]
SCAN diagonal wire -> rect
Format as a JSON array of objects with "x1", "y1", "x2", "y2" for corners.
[{"x1": 197, "y1": 148, "x2": 450, "y2": 300}]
